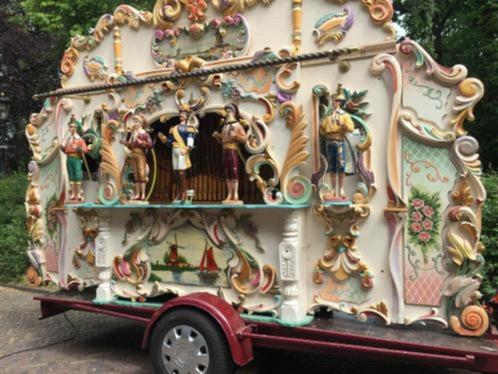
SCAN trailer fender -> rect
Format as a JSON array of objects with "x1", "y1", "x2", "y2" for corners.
[{"x1": 141, "y1": 292, "x2": 253, "y2": 366}]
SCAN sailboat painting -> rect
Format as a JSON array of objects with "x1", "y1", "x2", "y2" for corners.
[{"x1": 149, "y1": 224, "x2": 230, "y2": 287}]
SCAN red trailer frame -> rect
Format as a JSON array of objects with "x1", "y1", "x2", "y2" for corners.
[{"x1": 34, "y1": 293, "x2": 498, "y2": 373}]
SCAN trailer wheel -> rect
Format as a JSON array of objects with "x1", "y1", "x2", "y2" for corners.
[{"x1": 150, "y1": 308, "x2": 235, "y2": 374}]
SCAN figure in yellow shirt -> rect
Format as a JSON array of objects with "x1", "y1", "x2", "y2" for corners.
[{"x1": 319, "y1": 84, "x2": 354, "y2": 199}]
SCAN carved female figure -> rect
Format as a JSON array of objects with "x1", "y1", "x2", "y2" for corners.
[
  {"x1": 212, "y1": 103, "x2": 248, "y2": 204},
  {"x1": 61, "y1": 115, "x2": 90, "y2": 202},
  {"x1": 120, "y1": 114, "x2": 153, "y2": 201},
  {"x1": 320, "y1": 84, "x2": 354, "y2": 200},
  {"x1": 158, "y1": 107, "x2": 198, "y2": 203}
]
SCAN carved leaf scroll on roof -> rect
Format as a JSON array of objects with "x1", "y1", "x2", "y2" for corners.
[
  {"x1": 60, "y1": 5, "x2": 153, "y2": 85},
  {"x1": 328, "y1": 0, "x2": 396, "y2": 41}
]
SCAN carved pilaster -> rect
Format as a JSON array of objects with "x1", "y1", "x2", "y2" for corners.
[
  {"x1": 279, "y1": 210, "x2": 304, "y2": 322},
  {"x1": 113, "y1": 26, "x2": 123, "y2": 76},
  {"x1": 291, "y1": 0, "x2": 303, "y2": 55},
  {"x1": 95, "y1": 210, "x2": 114, "y2": 302}
]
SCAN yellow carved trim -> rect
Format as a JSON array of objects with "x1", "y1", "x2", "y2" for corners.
[
  {"x1": 211, "y1": 0, "x2": 274, "y2": 16},
  {"x1": 154, "y1": 0, "x2": 182, "y2": 28},
  {"x1": 403, "y1": 151, "x2": 450, "y2": 187},
  {"x1": 279, "y1": 103, "x2": 309, "y2": 184},
  {"x1": 291, "y1": 0, "x2": 303, "y2": 55},
  {"x1": 113, "y1": 26, "x2": 123, "y2": 76},
  {"x1": 452, "y1": 177, "x2": 475, "y2": 207},
  {"x1": 98, "y1": 118, "x2": 123, "y2": 203},
  {"x1": 25, "y1": 163, "x2": 45, "y2": 245},
  {"x1": 450, "y1": 78, "x2": 485, "y2": 137}
]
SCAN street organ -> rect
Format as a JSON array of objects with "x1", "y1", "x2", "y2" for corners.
[{"x1": 25, "y1": 0, "x2": 489, "y2": 338}]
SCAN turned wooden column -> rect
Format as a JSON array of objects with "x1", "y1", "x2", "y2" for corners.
[
  {"x1": 95, "y1": 210, "x2": 114, "y2": 302},
  {"x1": 279, "y1": 209, "x2": 305, "y2": 323}
]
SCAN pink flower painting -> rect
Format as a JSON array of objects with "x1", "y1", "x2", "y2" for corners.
[
  {"x1": 422, "y1": 205, "x2": 434, "y2": 217},
  {"x1": 410, "y1": 223, "x2": 422, "y2": 233},
  {"x1": 418, "y1": 231, "x2": 431, "y2": 242},
  {"x1": 422, "y1": 219, "x2": 433, "y2": 230},
  {"x1": 412, "y1": 198, "x2": 425, "y2": 209},
  {"x1": 411, "y1": 211, "x2": 423, "y2": 223},
  {"x1": 408, "y1": 187, "x2": 441, "y2": 262}
]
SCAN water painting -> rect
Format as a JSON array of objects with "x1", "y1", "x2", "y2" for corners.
[{"x1": 148, "y1": 224, "x2": 231, "y2": 287}]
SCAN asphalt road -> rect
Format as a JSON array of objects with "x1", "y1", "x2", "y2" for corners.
[{"x1": 0, "y1": 286, "x2": 476, "y2": 374}]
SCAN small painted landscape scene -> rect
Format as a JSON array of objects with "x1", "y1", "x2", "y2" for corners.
[{"x1": 149, "y1": 224, "x2": 230, "y2": 287}]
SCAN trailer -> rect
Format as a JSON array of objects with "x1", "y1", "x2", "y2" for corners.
[
  {"x1": 24, "y1": 0, "x2": 496, "y2": 373},
  {"x1": 35, "y1": 292, "x2": 498, "y2": 373}
]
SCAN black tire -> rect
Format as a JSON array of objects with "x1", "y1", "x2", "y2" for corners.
[{"x1": 150, "y1": 308, "x2": 235, "y2": 374}]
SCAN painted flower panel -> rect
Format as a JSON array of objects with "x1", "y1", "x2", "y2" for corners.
[{"x1": 407, "y1": 186, "x2": 441, "y2": 262}]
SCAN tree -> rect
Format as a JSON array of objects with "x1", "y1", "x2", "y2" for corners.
[
  {"x1": 21, "y1": 0, "x2": 157, "y2": 41},
  {"x1": 0, "y1": 0, "x2": 157, "y2": 171},
  {"x1": 0, "y1": 0, "x2": 60, "y2": 170},
  {"x1": 394, "y1": 0, "x2": 498, "y2": 170}
]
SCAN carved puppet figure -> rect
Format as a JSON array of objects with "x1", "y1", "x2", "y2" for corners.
[
  {"x1": 61, "y1": 115, "x2": 90, "y2": 202},
  {"x1": 120, "y1": 114, "x2": 153, "y2": 201},
  {"x1": 319, "y1": 84, "x2": 354, "y2": 200},
  {"x1": 158, "y1": 107, "x2": 198, "y2": 203},
  {"x1": 212, "y1": 103, "x2": 248, "y2": 204}
]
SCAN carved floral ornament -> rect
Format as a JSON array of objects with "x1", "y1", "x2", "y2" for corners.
[
  {"x1": 60, "y1": 0, "x2": 277, "y2": 84},
  {"x1": 312, "y1": 203, "x2": 372, "y2": 286},
  {"x1": 151, "y1": 14, "x2": 250, "y2": 68},
  {"x1": 153, "y1": 0, "x2": 273, "y2": 28},
  {"x1": 438, "y1": 136, "x2": 489, "y2": 336}
]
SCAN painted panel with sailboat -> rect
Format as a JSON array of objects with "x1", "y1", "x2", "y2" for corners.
[{"x1": 149, "y1": 224, "x2": 230, "y2": 287}]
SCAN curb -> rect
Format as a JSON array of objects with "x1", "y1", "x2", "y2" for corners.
[{"x1": 1, "y1": 283, "x2": 59, "y2": 295}]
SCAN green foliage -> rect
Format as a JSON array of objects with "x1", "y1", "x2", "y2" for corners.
[
  {"x1": 394, "y1": 0, "x2": 498, "y2": 170},
  {"x1": 481, "y1": 172, "x2": 498, "y2": 301},
  {"x1": 21, "y1": 0, "x2": 157, "y2": 41},
  {"x1": 0, "y1": 172, "x2": 29, "y2": 283},
  {"x1": 0, "y1": 1, "x2": 60, "y2": 171},
  {"x1": 163, "y1": 251, "x2": 188, "y2": 265},
  {"x1": 148, "y1": 272, "x2": 162, "y2": 282}
]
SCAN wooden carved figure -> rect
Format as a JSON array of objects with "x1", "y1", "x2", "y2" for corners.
[
  {"x1": 212, "y1": 103, "x2": 248, "y2": 205},
  {"x1": 319, "y1": 84, "x2": 354, "y2": 200},
  {"x1": 120, "y1": 114, "x2": 153, "y2": 202},
  {"x1": 61, "y1": 115, "x2": 90, "y2": 202},
  {"x1": 158, "y1": 107, "x2": 198, "y2": 203}
]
